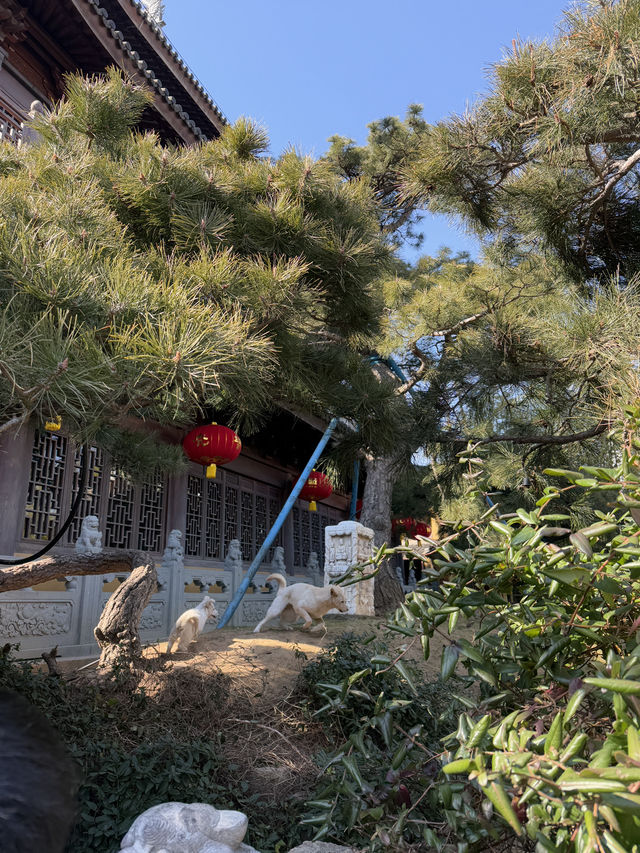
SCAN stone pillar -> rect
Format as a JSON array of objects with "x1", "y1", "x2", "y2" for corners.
[
  {"x1": 0, "y1": 422, "x2": 33, "y2": 556},
  {"x1": 324, "y1": 520, "x2": 375, "y2": 616}
]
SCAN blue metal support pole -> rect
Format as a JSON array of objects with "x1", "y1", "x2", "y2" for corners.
[
  {"x1": 349, "y1": 459, "x2": 360, "y2": 520},
  {"x1": 217, "y1": 417, "x2": 339, "y2": 628}
]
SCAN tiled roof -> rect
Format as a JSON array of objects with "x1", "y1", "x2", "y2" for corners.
[{"x1": 85, "y1": 0, "x2": 227, "y2": 141}]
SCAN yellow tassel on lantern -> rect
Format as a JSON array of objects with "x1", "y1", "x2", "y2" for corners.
[
  {"x1": 309, "y1": 500, "x2": 317, "y2": 511},
  {"x1": 45, "y1": 416, "x2": 62, "y2": 432},
  {"x1": 206, "y1": 463, "x2": 217, "y2": 479}
]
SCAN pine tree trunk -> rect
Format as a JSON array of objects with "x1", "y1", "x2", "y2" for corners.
[
  {"x1": 360, "y1": 454, "x2": 404, "y2": 615},
  {"x1": 94, "y1": 558, "x2": 156, "y2": 674},
  {"x1": 0, "y1": 551, "x2": 155, "y2": 674}
]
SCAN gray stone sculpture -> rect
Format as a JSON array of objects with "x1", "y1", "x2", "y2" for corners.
[
  {"x1": 224, "y1": 539, "x2": 243, "y2": 572},
  {"x1": 306, "y1": 551, "x2": 320, "y2": 574},
  {"x1": 162, "y1": 529, "x2": 184, "y2": 566},
  {"x1": 119, "y1": 802, "x2": 260, "y2": 853},
  {"x1": 142, "y1": 0, "x2": 166, "y2": 26},
  {"x1": 75, "y1": 515, "x2": 102, "y2": 555},
  {"x1": 159, "y1": 529, "x2": 184, "y2": 591},
  {"x1": 20, "y1": 100, "x2": 44, "y2": 146},
  {"x1": 273, "y1": 545, "x2": 286, "y2": 574}
]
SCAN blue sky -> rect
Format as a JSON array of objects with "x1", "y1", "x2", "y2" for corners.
[{"x1": 164, "y1": 0, "x2": 569, "y2": 261}]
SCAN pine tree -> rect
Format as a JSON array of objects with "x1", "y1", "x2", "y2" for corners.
[
  {"x1": 326, "y1": 0, "x2": 640, "y2": 532},
  {"x1": 0, "y1": 70, "x2": 398, "y2": 478}
]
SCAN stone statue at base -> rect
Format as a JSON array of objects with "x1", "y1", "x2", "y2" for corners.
[
  {"x1": 159, "y1": 529, "x2": 184, "y2": 590},
  {"x1": 324, "y1": 521, "x2": 375, "y2": 616},
  {"x1": 75, "y1": 515, "x2": 102, "y2": 555},
  {"x1": 119, "y1": 802, "x2": 260, "y2": 853},
  {"x1": 272, "y1": 545, "x2": 287, "y2": 575},
  {"x1": 224, "y1": 539, "x2": 243, "y2": 572}
]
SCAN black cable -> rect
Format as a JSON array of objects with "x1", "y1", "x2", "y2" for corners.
[{"x1": 0, "y1": 443, "x2": 90, "y2": 566}]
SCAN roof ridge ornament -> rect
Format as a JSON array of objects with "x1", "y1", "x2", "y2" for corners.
[{"x1": 142, "y1": 0, "x2": 165, "y2": 27}]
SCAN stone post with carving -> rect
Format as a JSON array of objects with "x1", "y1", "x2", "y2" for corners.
[{"x1": 324, "y1": 521, "x2": 375, "y2": 616}]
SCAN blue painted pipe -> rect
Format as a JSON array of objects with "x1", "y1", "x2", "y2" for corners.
[
  {"x1": 368, "y1": 353, "x2": 409, "y2": 384},
  {"x1": 217, "y1": 417, "x2": 339, "y2": 628},
  {"x1": 349, "y1": 458, "x2": 360, "y2": 520}
]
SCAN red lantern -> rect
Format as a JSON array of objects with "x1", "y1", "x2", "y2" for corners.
[
  {"x1": 414, "y1": 521, "x2": 431, "y2": 538},
  {"x1": 391, "y1": 517, "x2": 418, "y2": 538},
  {"x1": 183, "y1": 423, "x2": 241, "y2": 479},
  {"x1": 299, "y1": 470, "x2": 333, "y2": 511}
]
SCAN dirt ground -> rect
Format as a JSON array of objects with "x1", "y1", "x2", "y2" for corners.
[
  {"x1": 61, "y1": 612, "x2": 472, "y2": 701},
  {"x1": 55, "y1": 614, "x2": 474, "y2": 799},
  {"x1": 150, "y1": 614, "x2": 450, "y2": 700}
]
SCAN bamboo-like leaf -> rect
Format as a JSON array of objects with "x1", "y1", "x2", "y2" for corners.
[
  {"x1": 441, "y1": 644, "x2": 460, "y2": 681},
  {"x1": 583, "y1": 677, "x2": 640, "y2": 695},
  {"x1": 482, "y1": 780, "x2": 523, "y2": 836}
]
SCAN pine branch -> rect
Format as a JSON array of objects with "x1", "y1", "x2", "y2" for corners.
[{"x1": 437, "y1": 419, "x2": 612, "y2": 448}]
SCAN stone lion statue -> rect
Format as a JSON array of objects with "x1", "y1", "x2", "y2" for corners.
[
  {"x1": 75, "y1": 515, "x2": 102, "y2": 555},
  {"x1": 306, "y1": 551, "x2": 320, "y2": 573},
  {"x1": 119, "y1": 802, "x2": 259, "y2": 853},
  {"x1": 165, "y1": 529, "x2": 184, "y2": 559},
  {"x1": 224, "y1": 539, "x2": 243, "y2": 572},
  {"x1": 272, "y1": 546, "x2": 286, "y2": 573}
]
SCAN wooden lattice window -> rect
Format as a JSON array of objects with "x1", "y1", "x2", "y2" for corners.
[
  {"x1": 291, "y1": 502, "x2": 343, "y2": 570},
  {"x1": 240, "y1": 490, "x2": 254, "y2": 560},
  {"x1": 206, "y1": 480, "x2": 222, "y2": 559},
  {"x1": 137, "y1": 475, "x2": 165, "y2": 552},
  {"x1": 23, "y1": 431, "x2": 69, "y2": 541},
  {"x1": 184, "y1": 469, "x2": 281, "y2": 563},
  {"x1": 104, "y1": 470, "x2": 135, "y2": 549},
  {"x1": 66, "y1": 445, "x2": 105, "y2": 544},
  {"x1": 21, "y1": 430, "x2": 167, "y2": 553}
]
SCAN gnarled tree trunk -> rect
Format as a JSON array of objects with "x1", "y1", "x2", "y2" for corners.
[
  {"x1": 94, "y1": 557, "x2": 156, "y2": 674},
  {"x1": 0, "y1": 550, "x2": 155, "y2": 674},
  {"x1": 360, "y1": 453, "x2": 404, "y2": 615}
]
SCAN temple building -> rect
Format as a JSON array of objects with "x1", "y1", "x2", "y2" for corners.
[{"x1": 0, "y1": 0, "x2": 349, "y2": 656}]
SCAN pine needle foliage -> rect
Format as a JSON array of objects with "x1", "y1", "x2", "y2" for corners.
[
  {"x1": 326, "y1": 1, "x2": 640, "y2": 520},
  {"x1": 0, "y1": 71, "x2": 397, "y2": 469}
]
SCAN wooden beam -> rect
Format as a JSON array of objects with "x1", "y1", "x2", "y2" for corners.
[{"x1": 67, "y1": 0, "x2": 200, "y2": 144}]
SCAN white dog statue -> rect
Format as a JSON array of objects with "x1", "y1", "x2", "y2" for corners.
[
  {"x1": 75, "y1": 515, "x2": 102, "y2": 555},
  {"x1": 166, "y1": 596, "x2": 218, "y2": 654},
  {"x1": 120, "y1": 802, "x2": 259, "y2": 853},
  {"x1": 253, "y1": 573, "x2": 348, "y2": 633}
]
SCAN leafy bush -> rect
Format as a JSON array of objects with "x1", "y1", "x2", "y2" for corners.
[
  {"x1": 298, "y1": 634, "x2": 462, "y2": 849},
  {"x1": 303, "y1": 407, "x2": 640, "y2": 852},
  {"x1": 0, "y1": 650, "x2": 304, "y2": 853}
]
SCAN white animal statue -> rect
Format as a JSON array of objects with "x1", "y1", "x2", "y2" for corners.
[
  {"x1": 272, "y1": 545, "x2": 286, "y2": 573},
  {"x1": 224, "y1": 539, "x2": 243, "y2": 572},
  {"x1": 75, "y1": 515, "x2": 102, "y2": 555},
  {"x1": 119, "y1": 802, "x2": 260, "y2": 853}
]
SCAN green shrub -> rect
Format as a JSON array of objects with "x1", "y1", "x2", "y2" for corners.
[
  {"x1": 301, "y1": 407, "x2": 640, "y2": 852},
  {"x1": 299, "y1": 634, "x2": 462, "y2": 850},
  {"x1": 0, "y1": 649, "x2": 304, "y2": 853}
]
